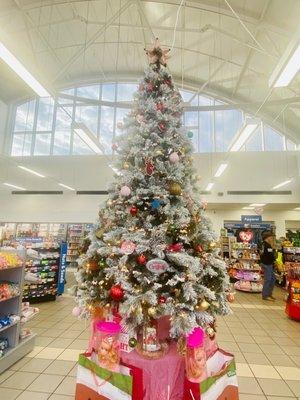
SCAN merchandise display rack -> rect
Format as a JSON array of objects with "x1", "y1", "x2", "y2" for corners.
[
  {"x1": 0, "y1": 249, "x2": 36, "y2": 373},
  {"x1": 284, "y1": 247, "x2": 300, "y2": 320},
  {"x1": 229, "y1": 243, "x2": 263, "y2": 293},
  {"x1": 67, "y1": 224, "x2": 84, "y2": 267}
]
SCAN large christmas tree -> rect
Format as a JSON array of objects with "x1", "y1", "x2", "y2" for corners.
[{"x1": 74, "y1": 40, "x2": 230, "y2": 338}]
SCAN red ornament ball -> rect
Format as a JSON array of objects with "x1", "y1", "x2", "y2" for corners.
[
  {"x1": 158, "y1": 122, "x2": 166, "y2": 132},
  {"x1": 137, "y1": 254, "x2": 147, "y2": 265},
  {"x1": 147, "y1": 82, "x2": 154, "y2": 91},
  {"x1": 158, "y1": 295, "x2": 166, "y2": 304},
  {"x1": 109, "y1": 285, "x2": 124, "y2": 301},
  {"x1": 195, "y1": 245, "x2": 204, "y2": 253},
  {"x1": 130, "y1": 206, "x2": 138, "y2": 216},
  {"x1": 145, "y1": 160, "x2": 155, "y2": 176},
  {"x1": 156, "y1": 102, "x2": 164, "y2": 112}
]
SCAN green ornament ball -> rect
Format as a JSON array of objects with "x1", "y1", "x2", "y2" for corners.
[
  {"x1": 187, "y1": 131, "x2": 194, "y2": 138},
  {"x1": 129, "y1": 337, "x2": 137, "y2": 348}
]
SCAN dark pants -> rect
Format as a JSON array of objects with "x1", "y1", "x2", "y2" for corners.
[{"x1": 261, "y1": 263, "x2": 275, "y2": 298}]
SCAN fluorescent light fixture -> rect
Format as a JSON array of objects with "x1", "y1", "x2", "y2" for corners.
[
  {"x1": 73, "y1": 123, "x2": 104, "y2": 154},
  {"x1": 250, "y1": 203, "x2": 266, "y2": 207},
  {"x1": 273, "y1": 179, "x2": 292, "y2": 189},
  {"x1": 3, "y1": 182, "x2": 26, "y2": 191},
  {"x1": 0, "y1": 42, "x2": 50, "y2": 97},
  {"x1": 242, "y1": 206, "x2": 254, "y2": 210},
  {"x1": 18, "y1": 165, "x2": 45, "y2": 178},
  {"x1": 294, "y1": 207, "x2": 300, "y2": 210},
  {"x1": 58, "y1": 183, "x2": 75, "y2": 191},
  {"x1": 269, "y1": 36, "x2": 300, "y2": 87},
  {"x1": 214, "y1": 163, "x2": 228, "y2": 178},
  {"x1": 205, "y1": 182, "x2": 214, "y2": 191},
  {"x1": 229, "y1": 118, "x2": 260, "y2": 152}
]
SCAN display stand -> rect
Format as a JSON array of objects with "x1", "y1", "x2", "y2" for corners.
[
  {"x1": 67, "y1": 224, "x2": 84, "y2": 267},
  {"x1": 0, "y1": 250, "x2": 36, "y2": 373},
  {"x1": 285, "y1": 250, "x2": 300, "y2": 320},
  {"x1": 229, "y1": 243, "x2": 263, "y2": 293}
]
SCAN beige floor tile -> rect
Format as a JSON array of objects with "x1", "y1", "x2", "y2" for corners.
[
  {"x1": 233, "y1": 352, "x2": 247, "y2": 363},
  {"x1": 260, "y1": 344, "x2": 286, "y2": 355},
  {"x1": 57, "y1": 349, "x2": 80, "y2": 362},
  {"x1": 27, "y1": 347, "x2": 45, "y2": 358},
  {"x1": 0, "y1": 388, "x2": 22, "y2": 400},
  {"x1": 284, "y1": 347, "x2": 300, "y2": 357},
  {"x1": 275, "y1": 366, "x2": 300, "y2": 381},
  {"x1": 272, "y1": 337, "x2": 298, "y2": 346},
  {"x1": 267, "y1": 354, "x2": 296, "y2": 367},
  {"x1": 35, "y1": 337, "x2": 54, "y2": 347},
  {"x1": 291, "y1": 357, "x2": 300, "y2": 368},
  {"x1": 44, "y1": 360, "x2": 76, "y2": 376},
  {"x1": 54, "y1": 376, "x2": 76, "y2": 396},
  {"x1": 16, "y1": 391, "x2": 50, "y2": 400},
  {"x1": 1, "y1": 372, "x2": 39, "y2": 390},
  {"x1": 76, "y1": 331, "x2": 90, "y2": 340},
  {"x1": 218, "y1": 341, "x2": 240, "y2": 352},
  {"x1": 239, "y1": 343, "x2": 263, "y2": 353},
  {"x1": 234, "y1": 335, "x2": 256, "y2": 344},
  {"x1": 67, "y1": 339, "x2": 87, "y2": 350},
  {"x1": 58, "y1": 330, "x2": 81, "y2": 339},
  {"x1": 255, "y1": 336, "x2": 276, "y2": 345},
  {"x1": 249, "y1": 365, "x2": 281, "y2": 379},
  {"x1": 27, "y1": 374, "x2": 64, "y2": 394},
  {"x1": 244, "y1": 352, "x2": 271, "y2": 365},
  {"x1": 48, "y1": 338, "x2": 74, "y2": 349},
  {"x1": 266, "y1": 397, "x2": 298, "y2": 400},
  {"x1": 10, "y1": 358, "x2": 31, "y2": 371},
  {"x1": 48, "y1": 395, "x2": 73, "y2": 400},
  {"x1": 0, "y1": 369, "x2": 15, "y2": 383},
  {"x1": 20, "y1": 358, "x2": 53, "y2": 373},
  {"x1": 238, "y1": 377, "x2": 264, "y2": 394},
  {"x1": 239, "y1": 395, "x2": 266, "y2": 400},
  {"x1": 258, "y1": 378, "x2": 295, "y2": 397},
  {"x1": 35, "y1": 348, "x2": 64, "y2": 360},
  {"x1": 286, "y1": 381, "x2": 300, "y2": 397},
  {"x1": 67, "y1": 364, "x2": 77, "y2": 377},
  {"x1": 40, "y1": 329, "x2": 65, "y2": 338},
  {"x1": 237, "y1": 363, "x2": 254, "y2": 377}
]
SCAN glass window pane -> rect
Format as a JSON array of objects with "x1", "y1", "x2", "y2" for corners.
[
  {"x1": 179, "y1": 89, "x2": 194, "y2": 102},
  {"x1": 264, "y1": 126, "x2": 284, "y2": 151},
  {"x1": 199, "y1": 111, "x2": 213, "y2": 152},
  {"x1": 75, "y1": 105, "x2": 98, "y2": 136},
  {"x1": 60, "y1": 88, "x2": 75, "y2": 95},
  {"x1": 53, "y1": 131, "x2": 71, "y2": 155},
  {"x1": 73, "y1": 134, "x2": 94, "y2": 155},
  {"x1": 101, "y1": 84, "x2": 116, "y2": 102},
  {"x1": 245, "y1": 126, "x2": 263, "y2": 151},
  {"x1": 55, "y1": 106, "x2": 73, "y2": 129},
  {"x1": 34, "y1": 133, "x2": 51, "y2": 155},
  {"x1": 198, "y1": 95, "x2": 213, "y2": 106},
  {"x1": 215, "y1": 109, "x2": 243, "y2": 152},
  {"x1": 117, "y1": 83, "x2": 137, "y2": 101},
  {"x1": 77, "y1": 85, "x2": 100, "y2": 100},
  {"x1": 14, "y1": 100, "x2": 35, "y2": 132},
  {"x1": 188, "y1": 128, "x2": 198, "y2": 152},
  {"x1": 287, "y1": 139, "x2": 296, "y2": 151},
  {"x1": 115, "y1": 108, "x2": 129, "y2": 135},
  {"x1": 11, "y1": 133, "x2": 32, "y2": 156},
  {"x1": 100, "y1": 106, "x2": 114, "y2": 152},
  {"x1": 36, "y1": 97, "x2": 54, "y2": 131},
  {"x1": 184, "y1": 111, "x2": 198, "y2": 126}
]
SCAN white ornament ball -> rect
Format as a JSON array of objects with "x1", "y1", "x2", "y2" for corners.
[
  {"x1": 72, "y1": 306, "x2": 81, "y2": 317},
  {"x1": 120, "y1": 185, "x2": 131, "y2": 196},
  {"x1": 169, "y1": 152, "x2": 179, "y2": 164}
]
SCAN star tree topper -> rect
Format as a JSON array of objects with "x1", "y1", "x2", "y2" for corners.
[{"x1": 145, "y1": 38, "x2": 170, "y2": 66}]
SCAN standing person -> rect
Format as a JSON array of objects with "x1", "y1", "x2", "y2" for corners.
[{"x1": 260, "y1": 232, "x2": 276, "y2": 301}]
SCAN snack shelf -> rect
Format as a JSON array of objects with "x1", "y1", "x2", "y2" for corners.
[{"x1": 234, "y1": 281, "x2": 263, "y2": 293}]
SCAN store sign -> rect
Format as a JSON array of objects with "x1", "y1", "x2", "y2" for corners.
[
  {"x1": 57, "y1": 242, "x2": 67, "y2": 295},
  {"x1": 241, "y1": 215, "x2": 262, "y2": 223}
]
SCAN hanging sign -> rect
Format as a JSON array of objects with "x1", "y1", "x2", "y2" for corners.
[{"x1": 241, "y1": 215, "x2": 262, "y2": 223}]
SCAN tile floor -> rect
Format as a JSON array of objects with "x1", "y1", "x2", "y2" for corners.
[{"x1": 0, "y1": 277, "x2": 299, "y2": 399}]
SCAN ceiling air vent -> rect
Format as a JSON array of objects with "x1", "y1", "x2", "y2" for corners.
[
  {"x1": 12, "y1": 191, "x2": 63, "y2": 195},
  {"x1": 218, "y1": 192, "x2": 224, "y2": 197},
  {"x1": 227, "y1": 190, "x2": 292, "y2": 195},
  {"x1": 76, "y1": 190, "x2": 108, "y2": 195}
]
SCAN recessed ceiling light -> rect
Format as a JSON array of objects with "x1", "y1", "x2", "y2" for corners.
[
  {"x1": 242, "y1": 206, "x2": 254, "y2": 210},
  {"x1": 3, "y1": 182, "x2": 26, "y2": 191},
  {"x1": 214, "y1": 163, "x2": 228, "y2": 178},
  {"x1": 294, "y1": 207, "x2": 300, "y2": 211},
  {"x1": 18, "y1": 165, "x2": 45, "y2": 178},
  {"x1": 250, "y1": 203, "x2": 266, "y2": 207},
  {"x1": 0, "y1": 42, "x2": 50, "y2": 97},
  {"x1": 205, "y1": 182, "x2": 214, "y2": 191},
  {"x1": 273, "y1": 179, "x2": 292, "y2": 189},
  {"x1": 58, "y1": 183, "x2": 75, "y2": 191}
]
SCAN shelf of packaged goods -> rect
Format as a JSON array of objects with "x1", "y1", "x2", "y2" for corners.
[
  {"x1": 231, "y1": 267, "x2": 261, "y2": 272},
  {"x1": 235, "y1": 277, "x2": 262, "y2": 282},
  {"x1": 0, "y1": 265, "x2": 24, "y2": 272},
  {"x1": 21, "y1": 310, "x2": 39, "y2": 325},
  {"x1": 0, "y1": 321, "x2": 19, "y2": 334},
  {"x1": 0, "y1": 334, "x2": 36, "y2": 374},
  {"x1": 234, "y1": 281, "x2": 263, "y2": 293},
  {"x1": 0, "y1": 294, "x2": 20, "y2": 303}
]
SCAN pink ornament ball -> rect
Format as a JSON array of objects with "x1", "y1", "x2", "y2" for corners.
[
  {"x1": 120, "y1": 185, "x2": 131, "y2": 196},
  {"x1": 112, "y1": 143, "x2": 118, "y2": 151},
  {"x1": 169, "y1": 152, "x2": 179, "y2": 164},
  {"x1": 72, "y1": 306, "x2": 81, "y2": 317}
]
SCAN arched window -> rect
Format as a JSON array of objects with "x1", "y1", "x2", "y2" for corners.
[{"x1": 10, "y1": 82, "x2": 297, "y2": 156}]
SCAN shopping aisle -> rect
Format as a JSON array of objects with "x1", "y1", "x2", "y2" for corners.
[{"x1": 0, "y1": 286, "x2": 299, "y2": 400}]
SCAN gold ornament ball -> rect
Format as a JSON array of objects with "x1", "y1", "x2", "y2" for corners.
[
  {"x1": 197, "y1": 299, "x2": 210, "y2": 311},
  {"x1": 123, "y1": 162, "x2": 130, "y2": 170},
  {"x1": 210, "y1": 242, "x2": 216, "y2": 248},
  {"x1": 206, "y1": 327, "x2": 215, "y2": 338},
  {"x1": 95, "y1": 228, "x2": 104, "y2": 240},
  {"x1": 147, "y1": 307, "x2": 156, "y2": 317},
  {"x1": 169, "y1": 182, "x2": 182, "y2": 196},
  {"x1": 155, "y1": 149, "x2": 163, "y2": 156}
]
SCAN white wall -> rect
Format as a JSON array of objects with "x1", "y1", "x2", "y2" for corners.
[
  {"x1": 1, "y1": 192, "x2": 300, "y2": 237},
  {"x1": 0, "y1": 100, "x2": 8, "y2": 154}
]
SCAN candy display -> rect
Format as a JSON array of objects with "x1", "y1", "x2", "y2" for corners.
[
  {"x1": 95, "y1": 321, "x2": 121, "y2": 371},
  {"x1": 0, "y1": 252, "x2": 23, "y2": 269},
  {"x1": 0, "y1": 282, "x2": 20, "y2": 301},
  {"x1": 185, "y1": 327, "x2": 207, "y2": 382}
]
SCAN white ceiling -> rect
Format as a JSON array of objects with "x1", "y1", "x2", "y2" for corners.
[{"x1": 0, "y1": 1, "x2": 299, "y2": 142}]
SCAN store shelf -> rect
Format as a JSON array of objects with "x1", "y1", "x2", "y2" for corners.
[
  {"x1": 0, "y1": 334, "x2": 36, "y2": 374},
  {"x1": 0, "y1": 321, "x2": 18, "y2": 334}
]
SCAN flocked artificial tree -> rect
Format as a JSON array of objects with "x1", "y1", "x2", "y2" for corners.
[{"x1": 74, "y1": 39, "x2": 230, "y2": 340}]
